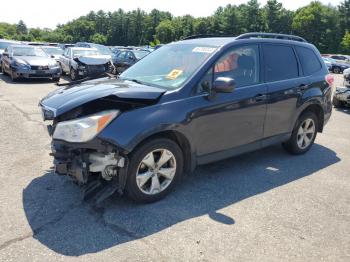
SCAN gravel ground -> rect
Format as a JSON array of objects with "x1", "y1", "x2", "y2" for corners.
[{"x1": 0, "y1": 73, "x2": 349, "y2": 261}]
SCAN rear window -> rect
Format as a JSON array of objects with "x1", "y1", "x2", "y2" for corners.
[
  {"x1": 296, "y1": 46, "x2": 321, "y2": 75},
  {"x1": 263, "y1": 44, "x2": 299, "y2": 82}
]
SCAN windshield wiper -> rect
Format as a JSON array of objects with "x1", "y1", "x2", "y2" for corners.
[{"x1": 123, "y1": 78, "x2": 145, "y2": 85}]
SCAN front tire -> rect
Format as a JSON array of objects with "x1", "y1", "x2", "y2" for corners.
[
  {"x1": 125, "y1": 138, "x2": 184, "y2": 203},
  {"x1": 10, "y1": 70, "x2": 17, "y2": 82},
  {"x1": 283, "y1": 111, "x2": 318, "y2": 155},
  {"x1": 2, "y1": 63, "x2": 8, "y2": 75},
  {"x1": 333, "y1": 67, "x2": 341, "y2": 74},
  {"x1": 70, "y1": 67, "x2": 78, "y2": 81},
  {"x1": 52, "y1": 77, "x2": 60, "y2": 82}
]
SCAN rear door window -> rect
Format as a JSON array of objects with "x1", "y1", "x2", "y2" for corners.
[
  {"x1": 262, "y1": 44, "x2": 299, "y2": 82},
  {"x1": 295, "y1": 46, "x2": 322, "y2": 75}
]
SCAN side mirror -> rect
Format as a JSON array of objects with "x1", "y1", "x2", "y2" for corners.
[
  {"x1": 212, "y1": 77, "x2": 235, "y2": 93},
  {"x1": 128, "y1": 56, "x2": 135, "y2": 61}
]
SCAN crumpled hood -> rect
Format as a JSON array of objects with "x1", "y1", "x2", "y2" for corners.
[
  {"x1": 15, "y1": 56, "x2": 55, "y2": 66},
  {"x1": 40, "y1": 77, "x2": 166, "y2": 118},
  {"x1": 76, "y1": 55, "x2": 111, "y2": 65}
]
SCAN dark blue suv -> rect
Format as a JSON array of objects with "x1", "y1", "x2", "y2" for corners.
[{"x1": 40, "y1": 33, "x2": 333, "y2": 203}]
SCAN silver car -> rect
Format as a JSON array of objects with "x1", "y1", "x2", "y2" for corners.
[
  {"x1": 41, "y1": 46, "x2": 64, "y2": 62},
  {"x1": 59, "y1": 47, "x2": 114, "y2": 80},
  {"x1": 1, "y1": 45, "x2": 61, "y2": 81}
]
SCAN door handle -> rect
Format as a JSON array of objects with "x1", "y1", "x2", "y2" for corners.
[{"x1": 254, "y1": 94, "x2": 267, "y2": 102}]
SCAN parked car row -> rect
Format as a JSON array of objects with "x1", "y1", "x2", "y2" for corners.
[
  {"x1": 322, "y1": 57, "x2": 350, "y2": 74},
  {"x1": 0, "y1": 39, "x2": 151, "y2": 82}
]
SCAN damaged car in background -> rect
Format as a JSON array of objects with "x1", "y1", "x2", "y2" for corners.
[
  {"x1": 59, "y1": 47, "x2": 115, "y2": 80},
  {"x1": 332, "y1": 67, "x2": 350, "y2": 108},
  {"x1": 40, "y1": 33, "x2": 332, "y2": 204}
]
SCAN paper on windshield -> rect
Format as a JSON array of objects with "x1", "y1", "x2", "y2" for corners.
[
  {"x1": 192, "y1": 47, "x2": 216, "y2": 53},
  {"x1": 166, "y1": 69, "x2": 183, "y2": 80}
]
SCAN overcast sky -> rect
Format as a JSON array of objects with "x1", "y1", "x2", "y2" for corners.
[{"x1": 2, "y1": 0, "x2": 341, "y2": 29}]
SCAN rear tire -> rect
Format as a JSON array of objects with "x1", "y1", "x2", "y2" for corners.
[
  {"x1": 282, "y1": 111, "x2": 318, "y2": 155},
  {"x1": 125, "y1": 138, "x2": 184, "y2": 203}
]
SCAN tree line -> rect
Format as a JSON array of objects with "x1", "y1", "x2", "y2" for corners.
[{"x1": 0, "y1": 0, "x2": 349, "y2": 54}]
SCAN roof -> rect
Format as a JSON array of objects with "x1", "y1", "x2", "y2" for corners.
[
  {"x1": 69, "y1": 47, "x2": 98, "y2": 51},
  {"x1": 175, "y1": 37, "x2": 235, "y2": 47}
]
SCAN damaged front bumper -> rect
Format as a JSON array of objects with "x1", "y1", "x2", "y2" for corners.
[
  {"x1": 51, "y1": 138, "x2": 128, "y2": 202},
  {"x1": 334, "y1": 87, "x2": 350, "y2": 104}
]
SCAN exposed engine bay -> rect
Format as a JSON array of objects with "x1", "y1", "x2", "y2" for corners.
[
  {"x1": 40, "y1": 77, "x2": 165, "y2": 203},
  {"x1": 74, "y1": 56, "x2": 114, "y2": 78}
]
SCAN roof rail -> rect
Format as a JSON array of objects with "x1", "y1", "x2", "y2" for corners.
[
  {"x1": 236, "y1": 32, "x2": 307, "y2": 43},
  {"x1": 182, "y1": 34, "x2": 230, "y2": 40}
]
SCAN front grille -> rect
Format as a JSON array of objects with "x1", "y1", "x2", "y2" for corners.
[
  {"x1": 29, "y1": 73, "x2": 51, "y2": 77},
  {"x1": 87, "y1": 65, "x2": 106, "y2": 75},
  {"x1": 31, "y1": 65, "x2": 49, "y2": 70}
]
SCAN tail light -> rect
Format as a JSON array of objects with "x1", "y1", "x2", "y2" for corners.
[{"x1": 325, "y1": 74, "x2": 334, "y2": 87}]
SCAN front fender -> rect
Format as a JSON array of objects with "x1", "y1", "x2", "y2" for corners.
[{"x1": 97, "y1": 102, "x2": 195, "y2": 154}]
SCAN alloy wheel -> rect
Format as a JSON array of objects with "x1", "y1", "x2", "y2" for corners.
[
  {"x1": 297, "y1": 118, "x2": 316, "y2": 149},
  {"x1": 136, "y1": 148, "x2": 177, "y2": 195}
]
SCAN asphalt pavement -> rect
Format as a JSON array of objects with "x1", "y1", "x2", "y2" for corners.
[{"x1": 0, "y1": 73, "x2": 349, "y2": 261}]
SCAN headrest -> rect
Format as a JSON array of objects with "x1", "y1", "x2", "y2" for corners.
[{"x1": 238, "y1": 55, "x2": 254, "y2": 70}]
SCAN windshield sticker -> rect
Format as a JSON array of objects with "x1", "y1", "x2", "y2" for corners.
[
  {"x1": 192, "y1": 47, "x2": 216, "y2": 53},
  {"x1": 166, "y1": 69, "x2": 183, "y2": 80}
]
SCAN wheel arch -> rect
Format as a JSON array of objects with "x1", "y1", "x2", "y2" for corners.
[
  {"x1": 128, "y1": 130, "x2": 194, "y2": 174},
  {"x1": 297, "y1": 103, "x2": 325, "y2": 132}
]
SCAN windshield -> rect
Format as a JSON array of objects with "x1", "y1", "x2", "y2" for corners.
[
  {"x1": 0, "y1": 41, "x2": 15, "y2": 50},
  {"x1": 133, "y1": 50, "x2": 149, "y2": 60},
  {"x1": 73, "y1": 49, "x2": 100, "y2": 57},
  {"x1": 42, "y1": 47, "x2": 63, "y2": 56},
  {"x1": 92, "y1": 44, "x2": 112, "y2": 56},
  {"x1": 13, "y1": 46, "x2": 47, "y2": 57},
  {"x1": 120, "y1": 44, "x2": 218, "y2": 90}
]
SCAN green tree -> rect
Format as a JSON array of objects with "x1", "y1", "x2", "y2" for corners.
[
  {"x1": 90, "y1": 33, "x2": 107, "y2": 44},
  {"x1": 339, "y1": 0, "x2": 350, "y2": 35},
  {"x1": 341, "y1": 31, "x2": 350, "y2": 53},
  {"x1": 16, "y1": 20, "x2": 28, "y2": 35},
  {"x1": 292, "y1": 1, "x2": 341, "y2": 53},
  {"x1": 156, "y1": 20, "x2": 175, "y2": 43}
]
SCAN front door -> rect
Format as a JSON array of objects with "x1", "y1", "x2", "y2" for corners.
[{"x1": 192, "y1": 44, "x2": 268, "y2": 158}]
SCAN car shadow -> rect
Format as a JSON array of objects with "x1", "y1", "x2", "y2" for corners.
[{"x1": 23, "y1": 143, "x2": 340, "y2": 256}]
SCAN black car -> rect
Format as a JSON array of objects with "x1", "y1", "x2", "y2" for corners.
[
  {"x1": 323, "y1": 57, "x2": 350, "y2": 74},
  {"x1": 39, "y1": 33, "x2": 332, "y2": 203},
  {"x1": 114, "y1": 49, "x2": 150, "y2": 74}
]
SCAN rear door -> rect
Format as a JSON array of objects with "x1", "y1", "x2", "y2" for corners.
[{"x1": 262, "y1": 44, "x2": 308, "y2": 139}]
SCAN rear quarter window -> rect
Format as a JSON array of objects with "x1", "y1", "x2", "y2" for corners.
[
  {"x1": 295, "y1": 46, "x2": 322, "y2": 75},
  {"x1": 262, "y1": 44, "x2": 299, "y2": 82}
]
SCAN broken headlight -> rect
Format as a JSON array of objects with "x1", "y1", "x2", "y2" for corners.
[{"x1": 53, "y1": 110, "x2": 119, "y2": 142}]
